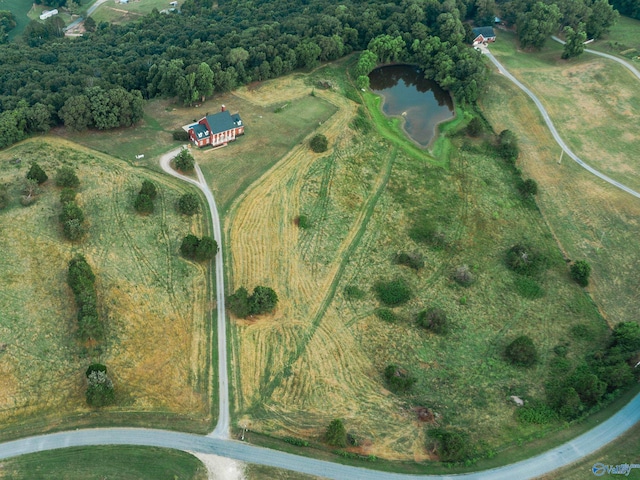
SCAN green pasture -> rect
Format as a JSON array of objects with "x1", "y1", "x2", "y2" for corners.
[
  {"x1": 0, "y1": 0, "x2": 34, "y2": 39},
  {"x1": 590, "y1": 15, "x2": 640, "y2": 58},
  {"x1": 0, "y1": 446, "x2": 207, "y2": 479},
  {"x1": 0, "y1": 139, "x2": 214, "y2": 439},
  {"x1": 90, "y1": 0, "x2": 175, "y2": 25}
]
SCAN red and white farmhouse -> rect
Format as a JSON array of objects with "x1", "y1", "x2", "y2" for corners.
[
  {"x1": 183, "y1": 106, "x2": 244, "y2": 148},
  {"x1": 471, "y1": 27, "x2": 496, "y2": 46}
]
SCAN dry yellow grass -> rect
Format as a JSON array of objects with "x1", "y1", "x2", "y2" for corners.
[{"x1": 0, "y1": 138, "x2": 212, "y2": 431}]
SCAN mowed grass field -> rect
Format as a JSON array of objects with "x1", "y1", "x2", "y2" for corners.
[
  {"x1": 225, "y1": 65, "x2": 609, "y2": 461},
  {"x1": 90, "y1": 0, "x2": 173, "y2": 25},
  {"x1": 480, "y1": 35, "x2": 640, "y2": 325},
  {"x1": 0, "y1": 138, "x2": 213, "y2": 437},
  {"x1": 0, "y1": 446, "x2": 207, "y2": 479},
  {"x1": 589, "y1": 15, "x2": 640, "y2": 58},
  {"x1": 0, "y1": 0, "x2": 33, "y2": 39},
  {"x1": 490, "y1": 30, "x2": 640, "y2": 193}
]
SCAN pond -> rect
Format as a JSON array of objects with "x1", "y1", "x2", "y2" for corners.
[{"x1": 368, "y1": 65, "x2": 454, "y2": 147}]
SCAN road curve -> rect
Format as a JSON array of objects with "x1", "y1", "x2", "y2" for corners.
[
  {"x1": 0, "y1": 392, "x2": 639, "y2": 479},
  {"x1": 551, "y1": 36, "x2": 640, "y2": 81},
  {"x1": 480, "y1": 45, "x2": 640, "y2": 200},
  {"x1": 159, "y1": 148, "x2": 230, "y2": 439}
]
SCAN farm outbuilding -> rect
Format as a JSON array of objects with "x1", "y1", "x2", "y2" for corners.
[
  {"x1": 39, "y1": 9, "x2": 59, "y2": 20},
  {"x1": 183, "y1": 106, "x2": 245, "y2": 148}
]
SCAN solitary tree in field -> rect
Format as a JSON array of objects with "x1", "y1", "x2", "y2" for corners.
[
  {"x1": 505, "y1": 335, "x2": 538, "y2": 367},
  {"x1": 570, "y1": 260, "x2": 591, "y2": 287},
  {"x1": 178, "y1": 193, "x2": 200, "y2": 215},
  {"x1": 325, "y1": 419, "x2": 347, "y2": 447},
  {"x1": 309, "y1": 134, "x2": 328, "y2": 153},
  {"x1": 26, "y1": 162, "x2": 48, "y2": 185}
]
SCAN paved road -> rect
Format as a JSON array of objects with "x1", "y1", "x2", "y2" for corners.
[
  {"x1": 0, "y1": 392, "x2": 638, "y2": 479},
  {"x1": 64, "y1": 0, "x2": 109, "y2": 32},
  {"x1": 480, "y1": 45, "x2": 640, "y2": 200},
  {"x1": 551, "y1": 36, "x2": 640, "y2": 81},
  {"x1": 159, "y1": 148, "x2": 230, "y2": 439}
]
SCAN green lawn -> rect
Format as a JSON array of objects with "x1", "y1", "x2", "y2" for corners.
[
  {"x1": 0, "y1": 0, "x2": 35, "y2": 39},
  {"x1": 0, "y1": 446, "x2": 207, "y2": 479},
  {"x1": 589, "y1": 15, "x2": 640, "y2": 58},
  {"x1": 90, "y1": 0, "x2": 175, "y2": 25}
]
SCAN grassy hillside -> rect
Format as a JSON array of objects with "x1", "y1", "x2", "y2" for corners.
[
  {"x1": 0, "y1": 446, "x2": 207, "y2": 479},
  {"x1": 481, "y1": 31, "x2": 640, "y2": 325},
  {"x1": 225, "y1": 64, "x2": 611, "y2": 461},
  {"x1": 0, "y1": 138, "x2": 213, "y2": 438}
]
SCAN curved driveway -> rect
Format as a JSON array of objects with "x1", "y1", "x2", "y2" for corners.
[
  {"x1": 480, "y1": 45, "x2": 640, "y2": 200},
  {"x1": 1, "y1": 89, "x2": 640, "y2": 477}
]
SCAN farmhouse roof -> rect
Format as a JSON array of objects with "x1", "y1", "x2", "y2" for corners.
[
  {"x1": 204, "y1": 110, "x2": 242, "y2": 134},
  {"x1": 472, "y1": 26, "x2": 496, "y2": 39},
  {"x1": 191, "y1": 123, "x2": 210, "y2": 139}
]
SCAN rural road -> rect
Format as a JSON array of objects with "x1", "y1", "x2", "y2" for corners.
[
  {"x1": 159, "y1": 148, "x2": 230, "y2": 440},
  {"x1": 0, "y1": 392, "x2": 638, "y2": 479},
  {"x1": 64, "y1": 0, "x2": 110, "y2": 32},
  {"x1": 551, "y1": 36, "x2": 640, "y2": 81},
  {"x1": 480, "y1": 45, "x2": 640, "y2": 200}
]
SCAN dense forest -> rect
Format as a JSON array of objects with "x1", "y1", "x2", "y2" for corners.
[{"x1": 0, "y1": 0, "x2": 621, "y2": 148}]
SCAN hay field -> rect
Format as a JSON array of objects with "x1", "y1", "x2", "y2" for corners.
[
  {"x1": 226, "y1": 69, "x2": 607, "y2": 459},
  {"x1": 0, "y1": 138, "x2": 212, "y2": 434},
  {"x1": 479, "y1": 63, "x2": 640, "y2": 325},
  {"x1": 490, "y1": 31, "x2": 640, "y2": 193}
]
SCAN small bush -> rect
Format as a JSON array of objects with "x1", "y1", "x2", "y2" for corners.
[
  {"x1": 453, "y1": 265, "x2": 474, "y2": 287},
  {"x1": 295, "y1": 214, "x2": 310, "y2": 229},
  {"x1": 374, "y1": 278, "x2": 412, "y2": 307},
  {"x1": 173, "y1": 130, "x2": 190, "y2": 141},
  {"x1": 417, "y1": 307, "x2": 448, "y2": 334},
  {"x1": 518, "y1": 178, "x2": 538, "y2": 197},
  {"x1": 516, "y1": 401, "x2": 557, "y2": 424},
  {"x1": 570, "y1": 260, "x2": 591, "y2": 287},
  {"x1": 178, "y1": 193, "x2": 200, "y2": 215},
  {"x1": 59, "y1": 201, "x2": 84, "y2": 224},
  {"x1": 514, "y1": 276, "x2": 545, "y2": 299},
  {"x1": 325, "y1": 419, "x2": 347, "y2": 447},
  {"x1": 134, "y1": 193, "x2": 154, "y2": 214},
  {"x1": 497, "y1": 129, "x2": 519, "y2": 163},
  {"x1": 55, "y1": 166, "x2": 80, "y2": 188},
  {"x1": 344, "y1": 285, "x2": 365, "y2": 300},
  {"x1": 408, "y1": 221, "x2": 446, "y2": 248},
  {"x1": 86, "y1": 369, "x2": 115, "y2": 407},
  {"x1": 384, "y1": 364, "x2": 416, "y2": 393},
  {"x1": 284, "y1": 437, "x2": 309, "y2": 447},
  {"x1": 309, "y1": 134, "x2": 328, "y2": 153},
  {"x1": 570, "y1": 324, "x2": 595, "y2": 341},
  {"x1": 375, "y1": 308, "x2": 397, "y2": 323},
  {"x1": 26, "y1": 162, "x2": 48, "y2": 184},
  {"x1": 395, "y1": 252, "x2": 424, "y2": 270},
  {"x1": 466, "y1": 117, "x2": 483, "y2": 137},
  {"x1": 139, "y1": 180, "x2": 157, "y2": 200},
  {"x1": 506, "y1": 244, "x2": 544, "y2": 276},
  {"x1": 428, "y1": 428, "x2": 473, "y2": 463},
  {"x1": 505, "y1": 335, "x2": 538, "y2": 367},
  {"x1": 63, "y1": 218, "x2": 85, "y2": 240},
  {"x1": 60, "y1": 188, "x2": 77, "y2": 204}
]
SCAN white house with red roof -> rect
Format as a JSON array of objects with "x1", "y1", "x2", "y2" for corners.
[{"x1": 182, "y1": 105, "x2": 244, "y2": 148}]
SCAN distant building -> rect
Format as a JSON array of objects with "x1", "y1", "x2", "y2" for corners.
[
  {"x1": 169, "y1": 1, "x2": 178, "y2": 6},
  {"x1": 472, "y1": 27, "x2": 496, "y2": 46},
  {"x1": 183, "y1": 106, "x2": 245, "y2": 148},
  {"x1": 39, "y1": 9, "x2": 59, "y2": 20}
]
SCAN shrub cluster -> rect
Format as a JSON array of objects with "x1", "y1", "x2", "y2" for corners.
[
  {"x1": 343, "y1": 285, "x2": 365, "y2": 300},
  {"x1": 325, "y1": 419, "x2": 347, "y2": 447},
  {"x1": 384, "y1": 364, "x2": 416, "y2": 393},
  {"x1": 284, "y1": 437, "x2": 309, "y2": 447},
  {"x1": 180, "y1": 233, "x2": 218, "y2": 262},
  {"x1": 134, "y1": 179, "x2": 157, "y2": 214},
  {"x1": 172, "y1": 130, "x2": 190, "y2": 141},
  {"x1": 505, "y1": 335, "x2": 538, "y2": 367},
  {"x1": 395, "y1": 252, "x2": 424, "y2": 271},
  {"x1": 59, "y1": 198, "x2": 85, "y2": 240},
  {"x1": 453, "y1": 265, "x2": 474, "y2": 287},
  {"x1": 408, "y1": 218, "x2": 447, "y2": 249},
  {"x1": 417, "y1": 307, "x2": 449, "y2": 334},
  {"x1": 309, "y1": 134, "x2": 328, "y2": 153},
  {"x1": 178, "y1": 192, "x2": 200, "y2": 215},
  {"x1": 55, "y1": 166, "x2": 80, "y2": 188},
  {"x1": 497, "y1": 129, "x2": 519, "y2": 163},
  {"x1": 174, "y1": 149, "x2": 195, "y2": 173},
  {"x1": 85, "y1": 363, "x2": 115, "y2": 407},
  {"x1": 374, "y1": 308, "x2": 397, "y2": 323},
  {"x1": 570, "y1": 260, "x2": 591, "y2": 287},
  {"x1": 374, "y1": 278, "x2": 412, "y2": 307},
  {"x1": 428, "y1": 428, "x2": 474, "y2": 463},
  {"x1": 505, "y1": 243, "x2": 545, "y2": 276},
  {"x1": 67, "y1": 255, "x2": 103, "y2": 342},
  {"x1": 227, "y1": 285, "x2": 279, "y2": 318}
]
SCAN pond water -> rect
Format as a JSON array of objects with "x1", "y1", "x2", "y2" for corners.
[{"x1": 368, "y1": 65, "x2": 454, "y2": 147}]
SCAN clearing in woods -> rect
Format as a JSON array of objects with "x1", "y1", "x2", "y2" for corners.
[
  {"x1": 0, "y1": 138, "x2": 213, "y2": 438},
  {"x1": 225, "y1": 64, "x2": 610, "y2": 461}
]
